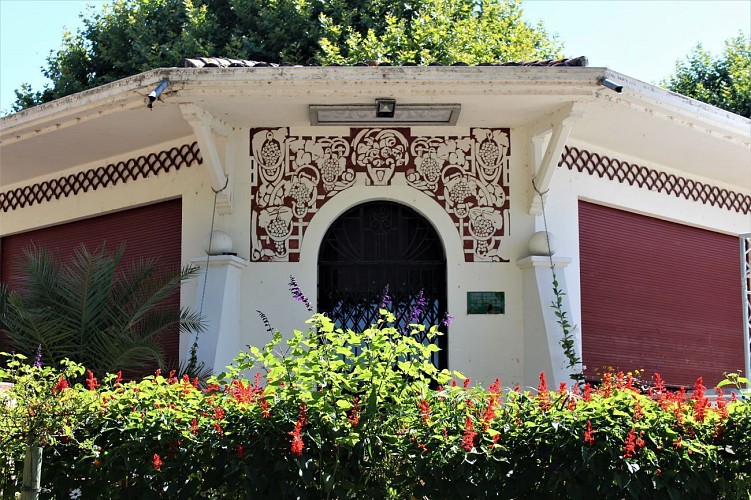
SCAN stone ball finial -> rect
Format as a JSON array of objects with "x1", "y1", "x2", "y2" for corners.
[
  {"x1": 528, "y1": 231, "x2": 556, "y2": 256},
  {"x1": 205, "y1": 230, "x2": 233, "y2": 255}
]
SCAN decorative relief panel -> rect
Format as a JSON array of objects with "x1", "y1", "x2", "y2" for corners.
[{"x1": 250, "y1": 128, "x2": 511, "y2": 262}]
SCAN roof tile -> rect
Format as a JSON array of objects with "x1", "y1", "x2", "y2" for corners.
[{"x1": 179, "y1": 56, "x2": 588, "y2": 69}]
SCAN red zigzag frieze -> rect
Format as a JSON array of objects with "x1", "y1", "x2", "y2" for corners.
[
  {"x1": 0, "y1": 142, "x2": 203, "y2": 213},
  {"x1": 558, "y1": 146, "x2": 751, "y2": 214}
]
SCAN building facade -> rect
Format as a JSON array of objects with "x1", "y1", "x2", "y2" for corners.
[{"x1": 2, "y1": 59, "x2": 749, "y2": 388}]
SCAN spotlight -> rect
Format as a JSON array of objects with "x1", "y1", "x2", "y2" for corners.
[
  {"x1": 147, "y1": 79, "x2": 170, "y2": 108},
  {"x1": 599, "y1": 77, "x2": 623, "y2": 93},
  {"x1": 375, "y1": 98, "x2": 396, "y2": 118}
]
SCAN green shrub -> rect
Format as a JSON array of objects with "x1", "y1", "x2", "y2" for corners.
[{"x1": 1, "y1": 309, "x2": 749, "y2": 498}]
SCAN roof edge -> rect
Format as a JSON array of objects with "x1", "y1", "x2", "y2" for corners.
[{"x1": 2, "y1": 66, "x2": 749, "y2": 142}]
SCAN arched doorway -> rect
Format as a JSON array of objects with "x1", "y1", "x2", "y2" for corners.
[{"x1": 318, "y1": 201, "x2": 448, "y2": 368}]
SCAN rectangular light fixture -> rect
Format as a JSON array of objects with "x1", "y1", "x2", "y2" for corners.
[
  {"x1": 310, "y1": 103, "x2": 461, "y2": 126},
  {"x1": 375, "y1": 98, "x2": 396, "y2": 118}
]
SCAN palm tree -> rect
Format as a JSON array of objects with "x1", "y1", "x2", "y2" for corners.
[{"x1": 0, "y1": 243, "x2": 204, "y2": 376}]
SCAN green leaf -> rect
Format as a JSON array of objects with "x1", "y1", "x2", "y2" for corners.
[{"x1": 336, "y1": 399, "x2": 353, "y2": 410}]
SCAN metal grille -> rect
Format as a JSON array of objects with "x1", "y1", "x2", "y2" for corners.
[
  {"x1": 559, "y1": 146, "x2": 751, "y2": 214},
  {"x1": 1, "y1": 142, "x2": 201, "y2": 212},
  {"x1": 318, "y1": 202, "x2": 448, "y2": 368}
]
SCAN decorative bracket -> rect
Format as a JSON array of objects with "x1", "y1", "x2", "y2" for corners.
[
  {"x1": 528, "y1": 102, "x2": 585, "y2": 215},
  {"x1": 180, "y1": 104, "x2": 232, "y2": 214}
]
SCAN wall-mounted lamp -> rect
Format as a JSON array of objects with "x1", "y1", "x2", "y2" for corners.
[
  {"x1": 375, "y1": 98, "x2": 397, "y2": 118},
  {"x1": 599, "y1": 77, "x2": 623, "y2": 94},
  {"x1": 147, "y1": 79, "x2": 170, "y2": 108}
]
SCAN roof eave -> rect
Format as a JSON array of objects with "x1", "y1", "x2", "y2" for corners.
[{"x1": 2, "y1": 66, "x2": 748, "y2": 143}]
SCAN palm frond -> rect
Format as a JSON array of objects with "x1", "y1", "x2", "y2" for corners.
[{"x1": 1, "y1": 243, "x2": 201, "y2": 376}]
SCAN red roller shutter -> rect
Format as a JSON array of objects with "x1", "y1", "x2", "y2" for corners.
[
  {"x1": 0, "y1": 199, "x2": 182, "y2": 369},
  {"x1": 578, "y1": 201, "x2": 744, "y2": 388}
]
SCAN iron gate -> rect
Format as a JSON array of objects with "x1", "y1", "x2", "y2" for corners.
[{"x1": 318, "y1": 202, "x2": 448, "y2": 368}]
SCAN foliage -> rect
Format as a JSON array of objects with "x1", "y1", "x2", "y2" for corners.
[
  {"x1": 0, "y1": 353, "x2": 91, "y2": 494},
  {"x1": 661, "y1": 32, "x2": 751, "y2": 118},
  {"x1": 1, "y1": 307, "x2": 750, "y2": 498},
  {"x1": 10, "y1": 0, "x2": 562, "y2": 111},
  {"x1": 0, "y1": 243, "x2": 204, "y2": 376},
  {"x1": 319, "y1": 0, "x2": 562, "y2": 65}
]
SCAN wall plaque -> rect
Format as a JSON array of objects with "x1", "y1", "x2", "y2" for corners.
[{"x1": 467, "y1": 291, "x2": 505, "y2": 314}]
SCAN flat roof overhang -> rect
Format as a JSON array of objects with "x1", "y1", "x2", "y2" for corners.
[{"x1": 1, "y1": 66, "x2": 749, "y2": 190}]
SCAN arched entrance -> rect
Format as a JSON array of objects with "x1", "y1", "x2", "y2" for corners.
[{"x1": 318, "y1": 201, "x2": 448, "y2": 368}]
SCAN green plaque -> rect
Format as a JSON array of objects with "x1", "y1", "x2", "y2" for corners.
[{"x1": 467, "y1": 291, "x2": 505, "y2": 314}]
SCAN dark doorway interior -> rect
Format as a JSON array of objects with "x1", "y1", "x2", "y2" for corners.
[{"x1": 318, "y1": 201, "x2": 448, "y2": 368}]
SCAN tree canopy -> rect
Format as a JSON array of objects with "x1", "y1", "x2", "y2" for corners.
[
  {"x1": 11, "y1": 0, "x2": 562, "y2": 112},
  {"x1": 661, "y1": 33, "x2": 751, "y2": 118}
]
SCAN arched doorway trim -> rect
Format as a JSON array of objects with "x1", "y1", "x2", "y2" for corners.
[{"x1": 299, "y1": 186, "x2": 464, "y2": 268}]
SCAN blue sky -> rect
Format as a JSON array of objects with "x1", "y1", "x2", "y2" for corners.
[{"x1": 1, "y1": 0, "x2": 749, "y2": 114}]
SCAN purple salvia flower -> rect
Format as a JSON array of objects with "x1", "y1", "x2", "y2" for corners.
[
  {"x1": 408, "y1": 290, "x2": 427, "y2": 324},
  {"x1": 256, "y1": 309, "x2": 274, "y2": 334},
  {"x1": 442, "y1": 312, "x2": 455, "y2": 327},
  {"x1": 379, "y1": 284, "x2": 391, "y2": 309},
  {"x1": 33, "y1": 344, "x2": 43, "y2": 367},
  {"x1": 288, "y1": 275, "x2": 314, "y2": 312}
]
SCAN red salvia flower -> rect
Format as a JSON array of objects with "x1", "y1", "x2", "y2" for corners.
[
  {"x1": 86, "y1": 370, "x2": 99, "y2": 391},
  {"x1": 464, "y1": 378, "x2": 471, "y2": 389},
  {"x1": 348, "y1": 397, "x2": 360, "y2": 426},
  {"x1": 481, "y1": 405, "x2": 496, "y2": 432},
  {"x1": 623, "y1": 428, "x2": 638, "y2": 458},
  {"x1": 536, "y1": 372, "x2": 552, "y2": 411},
  {"x1": 715, "y1": 386, "x2": 728, "y2": 419},
  {"x1": 567, "y1": 397, "x2": 577, "y2": 411},
  {"x1": 418, "y1": 442, "x2": 429, "y2": 453},
  {"x1": 489, "y1": 378, "x2": 502, "y2": 395},
  {"x1": 214, "y1": 407, "x2": 226, "y2": 420},
  {"x1": 115, "y1": 371, "x2": 123, "y2": 386},
  {"x1": 261, "y1": 398, "x2": 271, "y2": 418},
  {"x1": 633, "y1": 400, "x2": 644, "y2": 421},
  {"x1": 213, "y1": 422, "x2": 223, "y2": 434},
  {"x1": 584, "y1": 420, "x2": 595, "y2": 446},
  {"x1": 583, "y1": 383, "x2": 592, "y2": 402},
  {"x1": 461, "y1": 416, "x2": 477, "y2": 451},
  {"x1": 650, "y1": 372, "x2": 666, "y2": 400},
  {"x1": 153, "y1": 454, "x2": 163, "y2": 471},
  {"x1": 155, "y1": 369, "x2": 161, "y2": 378},
  {"x1": 636, "y1": 432, "x2": 646, "y2": 449},
  {"x1": 236, "y1": 445, "x2": 245, "y2": 460},
  {"x1": 482, "y1": 380, "x2": 501, "y2": 432},
  {"x1": 290, "y1": 420, "x2": 304, "y2": 457},
  {"x1": 418, "y1": 398, "x2": 431, "y2": 425},
  {"x1": 53, "y1": 376, "x2": 69, "y2": 394},
  {"x1": 537, "y1": 372, "x2": 548, "y2": 392},
  {"x1": 189, "y1": 418, "x2": 199, "y2": 434},
  {"x1": 692, "y1": 377, "x2": 709, "y2": 423}
]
